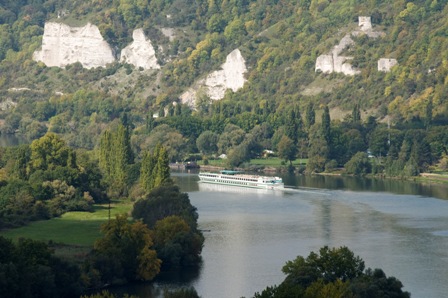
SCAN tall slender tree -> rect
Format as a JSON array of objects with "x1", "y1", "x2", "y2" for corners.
[
  {"x1": 154, "y1": 145, "x2": 171, "y2": 188},
  {"x1": 352, "y1": 103, "x2": 361, "y2": 124},
  {"x1": 99, "y1": 130, "x2": 113, "y2": 179},
  {"x1": 285, "y1": 108, "x2": 298, "y2": 145},
  {"x1": 322, "y1": 105, "x2": 331, "y2": 145},
  {"x1": 140, "y1": 151, "x2": 156, "y2": 193},
  {"x1": 306, "y1": 102, "x2": 315, "y2": 129}
]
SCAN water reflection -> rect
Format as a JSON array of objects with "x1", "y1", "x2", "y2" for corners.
[
  {"x1": 282, "y1": 173, "x2": 448, "y2": 200},
  {"x1": 114, "y1": 172, "x2": 448, "y2": 298}
]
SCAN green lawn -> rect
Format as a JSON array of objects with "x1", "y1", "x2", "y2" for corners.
[
  {"x1": 250, "y1": 157, "x2": 307, "y2": 167},
  {"x1": 199, "y1": 157, "x2": 307, "y2": 167},
  {"x1": 0, "y1": 200, "x2": 133, "y2": 247}
]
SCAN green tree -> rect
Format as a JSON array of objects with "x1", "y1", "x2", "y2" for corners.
[
  {"x1": 321, "y1": 106, "x2": 331, "y2": 145},
  {"x1": 344, "y1": 152, "x2": 372, "y2": 176},
  {"x1": 285, "y1": 108, "x2": 298, "y2": 145},
  {"x1": 196, "y1": 130, "x2": 219, "y2": 156},
  {"x1": 0, "y1": 237, "x2": 82, "y2": 298},
  {"x1": 140, "y1": 150, "x2": 156, "y2": 193},
  {"x1": 351, "y1": 103, "x2": 361, "y2": 125},
  {"x1": 227, "y1": 142, "x2": 251, "y2": 167},
  {"x1": 92, "y1": 214, "x2": 161, "y2": 283},
  {"x1": 132, "y1": 185, "x2": 199, "y2": 230},
  {"x1": 306, "y1": 103, "x2": 315, "y2": 129},
  {"x1": 277, "y1": 135, "x2": 296, "y2": 166},
  {"x1": 98, "y1": 124, "x2": 134, "y2": 194},
  {"x1": 29, "y1": 133, "x2": 71, "y2": 173},
  {"x1": 131, "y1": 185, "x2": 204, "y2": 268},
  {"x1": 153, "y1": 215, "x2": 203, "y2": 268},
  {"x1": 153, "y1": 144, "x2": 171, "y2": 188},
  {"x1": 224, "y1": 18, "x2": 247, "y2": 44}
]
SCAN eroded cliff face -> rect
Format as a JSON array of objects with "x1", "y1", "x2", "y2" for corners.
[
  {"x1": 180, "y1": 49, "x2": 247, "y2": 107},
  {"x1": 33, "y1": 22, "x2": 115, "y2": 69},
  {"x1": 120, "y1": 28, "x2": 160, "y2": 70},
  {"x1": 315, "y1": 16, "x2": 388, "y2": 76}
]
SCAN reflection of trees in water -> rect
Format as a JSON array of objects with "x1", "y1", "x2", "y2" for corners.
[{"x1": 280, "y1": 173, "x2": 448, "y2": 200}]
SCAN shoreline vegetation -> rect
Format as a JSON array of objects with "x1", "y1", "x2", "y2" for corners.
[{"x1": 192, "y1": 158, "x2": 448, "y2": 185}]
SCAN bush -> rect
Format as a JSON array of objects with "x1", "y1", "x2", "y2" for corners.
[{"x1": 345, "y1": 152, "x2": 372, "y2": 176}]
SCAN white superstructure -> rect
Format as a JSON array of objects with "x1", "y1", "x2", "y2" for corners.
[{"x1": 198, "y1": 170, "x2": 284, "y2": 190}]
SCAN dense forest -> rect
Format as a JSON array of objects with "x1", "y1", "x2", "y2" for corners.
[{"x1": 0, "y1": 1, "x2": 446, "y2": 174}]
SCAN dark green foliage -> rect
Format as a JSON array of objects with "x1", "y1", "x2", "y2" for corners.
[
  {"x1": 140, "y1": 150, "x2": 156, "y2": 193},
  {"x1": 131, "y1": 185, "x2": 204, "y2": 269},
  {"x1": 253, "y1": 246, "x2": 409, "y2": 298},
  {"x1": 0, "y1": 135, "x2": 105, "y2": 228},
  {"x1": 321, "y1": 106, "x2": 331, "y2": 145},
  {"x1": 164, "y1": 287, "x2": 200, "y2": 298},
  {"x1": 345, "y1": 152, "x2": 372, "y2": 176},
  {"x1": 98, "y1": 124, "x2": 134, "y2": 195},
  {"x1": 132, "y1": 185, "x2": 199, "y2": 230},
  {"x1": 140, "y1": 144, "x2": 172, "y2": 194},
  {"x1": 85, "y1": 214, "x2": 161, "y2": 286},
  {"x1": 196, "y1": 130, "x2": 219, "y2": 156},
  {"x1": 226, "y1": 144, "x2": 249, "y2": 167},
  {"x1": 350, "y1": 268, "x2": 410, "y2": 298},
  {"x1": 305, "y1": 103, "x2": 315, "y2": 129},
  {"x1": 277, "y1": 135, "x2": 296, "y2": 165},
  {"x1": 0, "y1": 236, "x2": 82, "y2": 298},
  {"x1": 153, "y1": 215, "x2": 204, "y2": 268}
]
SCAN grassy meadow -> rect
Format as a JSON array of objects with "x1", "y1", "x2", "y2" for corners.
[{"x1": 0, "y1": 200, "x2": 133, "y2": 247}]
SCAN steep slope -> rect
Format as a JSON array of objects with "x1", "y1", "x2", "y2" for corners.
[{"x1": 0, "y1": 0, "x2": 447, "y2": 131}]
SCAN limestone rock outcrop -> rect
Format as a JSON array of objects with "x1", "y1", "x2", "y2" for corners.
[
  {"x1": 33, "y1": 22, "x2": 115, "y2": 69},
  {"x1": 181, "y1": 49, "x2": 247, "y2": 106},
  {"x1": 315, "y1": 16, "x2": 386, "y2": 76},
  {"x1": 315, "y1": 34, "x2": 360, "y2": 76},
  {"x1": 378, "y1": 58, "x2": 398, "y2": 72},
  {"x1": 120, "y1": 29, "x2": 160, "y2": 70}
]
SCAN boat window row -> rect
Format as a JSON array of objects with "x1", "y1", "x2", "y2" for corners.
[
  {"x1": 221, "y1": 175, "x2": 258, "y2": 182},
  {"x1": 201, "y1": 178, "x2": 257, "y2": 186}
]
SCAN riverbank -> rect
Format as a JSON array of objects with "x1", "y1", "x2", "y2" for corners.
[
  {"x1": 197, "y1": 164, "x2": 448, "y2": 185},
  {"x1": 418, "y1": 173, "x2": 448, "y2": 184}
]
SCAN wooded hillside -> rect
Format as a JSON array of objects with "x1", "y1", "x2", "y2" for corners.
[{"x1": 0, "y1": 1, "x2": 446, "y2": 157}]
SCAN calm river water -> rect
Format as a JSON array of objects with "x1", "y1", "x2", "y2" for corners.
[{"x1": 115, "y1": 171, "x2": 448, "y2": 298}]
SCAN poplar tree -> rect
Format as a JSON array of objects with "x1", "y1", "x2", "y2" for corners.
[
  {"x1": 140, "y1": 151, "x2": 156, "y2": 193},
  {"x1": 306, "y1": 103, "x2": 315, "y2": 129},
  {"x1": 352, "y1": 103, "x2": 361, "y2": 124},
  {"x1": 154, "y1": 145, "x2": 171, "y2": 188},
  {"x1": 285, "y1": 108, "x2": 298, "y2": 145},
  {"x1": 295, "y1": 105, "x2": 304, "y2": 140},
  {"x1": 99, "y1": 124, "x2": 134, "y2": 191},
  {"x1": 99, "y1": 130, "x2": 113, "y2": 180},
  {"x1": 140, "y1": 144, "x2": 172, "y2": 194},
  {"x1": 322, "y1": 105, "x2": 331, "y2": 145}
]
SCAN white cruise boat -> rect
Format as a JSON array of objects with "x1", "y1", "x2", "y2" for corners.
[{"x1": 198, "y1": 170, "x2": 284, "y2": 190}]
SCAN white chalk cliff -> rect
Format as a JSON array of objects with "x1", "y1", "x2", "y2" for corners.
[
  {"x1": 181, "y1": 49, "x2": 247, "y2": 106},
  {"x1": 315, "y1": 16, "x2": 386, "y2": 76},
  {"x1": 315, "y1": 34, "x2": 360, "y2": 76},
  {"x1": 33, "y1": 22, "x2": 115, "y2": 69},
  {"x1": 120, "y1": 29, "x2": 160, "y2": 70},
  {"x1": 378, "y1": 58, "x2": 398, "y2": 72}
]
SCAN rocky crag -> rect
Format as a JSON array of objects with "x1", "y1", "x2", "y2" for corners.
[
  {"x1": 34, "y1": 23, "x2": 160, "y2": 70},
  {"x1": 33, "y1": 22, "x2": 115, "y2": 69},
  {"x1": 315, "y1": 16, "x2": 397, "y2": 75},
  {"x1": 120, "y1": 28, "x2": 160, "y2": 70},
  {"x1": 181, "y1": 49, "x2": 247, "y2": 107}
]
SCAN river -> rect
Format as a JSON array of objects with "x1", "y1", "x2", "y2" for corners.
[{"x1": 113, "y1": 171, "x2": 448, "y2": 298}]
